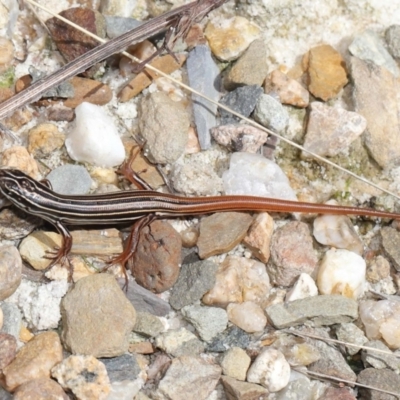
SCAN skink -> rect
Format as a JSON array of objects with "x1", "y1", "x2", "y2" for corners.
[{"x1": 0, "y1": 168, "x2": 398, "y2": 271}]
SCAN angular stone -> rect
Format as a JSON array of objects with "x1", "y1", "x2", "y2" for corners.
[
  {"x1": 253, "y1": 94, "x2": 289, "y2": 133},
  {"x1": 224, "y1": 39, "x2": 268, "y2": 90},
  {"x1": 133, "y1": 312, "x2": 164, "y2": 338},
  {"x1": 27, "y1": 123, "x2": 64, "y2": 157},
  {"x1": 221, "y1": 376, "x2": 268, "y2": 400},
  {"x1": 0, "y1": 333, "x2": 17, "y2": 370},
  {"x1": 61, "y1": 274, "x2": 136, "y2": 357},
  {"x1": 386, "y1": 25, "x2": 400, "y2": 59},
  {"x1": 266, "y1": 295, "x2": 358, "y2": 329},
  {"x1": 198, "y1": 212, "x2": 253, "y2": 259},
  {"x1": 207, "y1": 326, "x2": 251, "y2": 353},
  {"x1": 351, "y1": 56, "x2": 400, "y2": 169},
  {"x1": 304, "y1": 44, "x2": 348, "y2": 101},
  {"x1": 13, "y1": 378, "x2": 68, "y2": 400},
  {"x1": 187, "y1": 45, "x2": 219, "y2": 150},
  {"x1": 100, "y1": 354, "x2": 140, "y2": 382},
  {"x1": 357, "y1": 368, "x2": 400, "y2": 400},
  {"x1": 381, "y1": 226, "x2": 400, "y2": 271}
]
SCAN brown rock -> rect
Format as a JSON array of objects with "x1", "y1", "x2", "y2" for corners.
[
  {"x1": 0, "y1": 333, "x2": 17, "y2": 370},
  {"x1": 0, "y1": 245, "x2": 22, "y2": 300},
  {"x1": 61, "y1": 274, "x2": 136, "y2": 357},
  {"x1": 197, "y1": 212, "x2": 253, "y2": 259},
  {"x1": 351, "y1": 56, "x2": 400, "y2": 169},
  {"x1": 303, "y1": 44, "x2": 348, "y2": 101},
  {"x1": 119, "y1": 54, "x2": 187, "y2": 102},
  {"x1": 3, "y1": 331, "x2": 63, "y2": 391},
  {"x1": 267, "y1": 221, "x2": 318, "y2": 286},
  {"x1": 15, "y1": 74, "x2": 32, "y2": 93},
  {"x1": 46, "y1": 106, "x2": 75, "y2": 122},
  {"x1": 14, "y1": 377, "x2": 69, "y2": 400},
  {"x1": 0, "y1": 87, "x2": 14, "y2": 102},
  {"x1": 28, "y1": 123, "x2": 65, "y2": 157},
  {"x1": 224, "y1": 39, "x2": 268, "y2": 90},
  {"x1": 46, "y1": 7, "x2": 106, "y2": 77},
  {"x1": 129, "y1": 341, "x2": 154, "y2": 354},
  {"x1": 3, "y1": 108, "x2": 32, "y2": 131},
  {"x1": 185, "y1": 24, "x2": 207, "y2": 48},
  {"x1": 264, "y1": 69, "x2": 309, "y2": 107},
  {"x1": 366, "y1": 255, "x2": 390, "y2": 283},
  {"x1": 243, "y1": 212, "x2": 274, "y2": 263},
  {"x1": 63, "y1": 76, "x2": 112, "y2": 108},
  {"x1": 221, "y1": 376, "x2": 268, "y2": 400},
  {"x1": 131, "y1": 220, "x2": 181, "y2": 293},
  {"x1": 1, "y1": 146, "x2": 40, "y2": 179}
]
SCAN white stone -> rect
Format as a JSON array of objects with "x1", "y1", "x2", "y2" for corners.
[
  {"x1": 66, "y1": 102, "x2": 125, "y2": 168},
  {"x1": 6, "y1": 279, "x2": 69, "y2": 330},
  {"x1": 360, "y1": 299, "x2": 400, "y2": 349},
  {"x1": 317, "y1": 248, "x2": 366, "y2": 299},
  {"x1": 247, "y1": 348, "x2": 290, "y2": 392},
  {"x1": 222, "y1": 152, "x2": 297, "y2": 200},
  {"x1": 313, "y1": 213, "x2": 363, "y2": 255},
  {"x1": 227, "y1": 301, "x2": 267, "y2": 333},
  {"x1": 285, "y1": 273, "x2": 318, "y2": 302}
]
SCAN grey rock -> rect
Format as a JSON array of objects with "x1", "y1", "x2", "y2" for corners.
[
  {"x1": 29, "y1": 66, "x2": 74, "y2": 98},
  {"x1": 0, "y1": 302, "x2": 21, "y2": 338},
  {"x1": 351, "y1": 56, "x2": 400, "y2": 169},
  {"x1": 207, "y1": 326, "x2": 251, "y2": 353},
  {"x1": 349, "y1": 30, "x2": 399, "y2": 77},
  {"x1": 357, "y1": 368, "x2": 400, "y2": 400},
  {"x1": 117, "y1": 278, "x2": 171, "y2": 317},
  {"x1": 187, "y1": 45, "x2": 220, "y2": 150},
  {"x1": 381, "y1": 227, "x2": 400, "y2": 272},
  {"x1": 105, "y1": 16, "x2": 142, "y2": 38},
  {"x1": 266, "y1": 295, "x2": 358, "y2": 329},
  {"x1": 156, "y1": 356, "x2": 221, "y2": 400},
  {"x1": 362, "y1": 340, "x2": 400, "y2": 371},
  {"x1": 336, "y1": 322, "x2": 368, "y2": 356},
  {"x1": 181, "y1": 305, "x2": 228, "y2": 342},
  {"x1": 155, "y1": 328, "x2": 205, "y2": 357},
  {"x1": 139, "y1": 92, "x2": 190, "y2": 163},
  {"x1": 47, "y1": 165, "x2": 92, "y2": 195},
  {"x1": 386, "y1": 25, "x2": 400, "y2": 59},
  {"x1": 133, "y1": 312, "x2": 163, "y2": 337},
  {"x1": 253, "y1": 94, "x2": 289, "y2": 133},
  {"x1": 219, "y1": 85, "x2": 263, "y2": 125},
  {"x1": 224, "y1": 38, "x2": 269, "y2": 90},
  {"x1": 0, "y1": 386, "x2": 12, "y2": 400},
  {"x1": 169, "y1": 260, "x2": 218, "y2": 310},
  {"x1": 100, "y1": 354, "x2": 141, "y2": 382}
]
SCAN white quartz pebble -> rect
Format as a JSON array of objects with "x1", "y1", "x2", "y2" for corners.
[
  {"x1": 285, "y1": 273, "x2": 318, "y2": 302},
  {"x1": 66, "y1": 102, "x2": 125, "y2": 167},
  {"x1": 317, "y1": 248, "x2": 366, "y2": 299},
  {"x1": 360, "y1": 299, "x2": 400, "y2": 349},
  {"x1": 227, "y1": 301, "x2": 267, "y2": 333},
  {"x1": 313, "y1": 214, "x2": 363, "y2": 255},
  {"x1": 222, "y1": 152, "x2": 297, "y2": 200},
  {"x1": 247, "y1": 348, "x2": 290, "y2": 392}
]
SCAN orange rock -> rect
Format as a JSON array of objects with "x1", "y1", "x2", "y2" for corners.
[
  {"x1": 118, "y1": 54, "x2": 186, "y2": 102},
  {"x1": 303, "y1": 44, "x2": 348, "y2": 101},
  {"x1": 129, "y1": 342, "x2": 154, "y2": 354}
]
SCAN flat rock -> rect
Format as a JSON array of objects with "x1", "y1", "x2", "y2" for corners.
[
  {"x1": 61, "y1": 274, "x2": 136, "y2": 357},
  {"x1": 139, "y1": 91, "x2": 189, "y2": 164},
  {"x1": 197, "y1": 212, "x2": 253, "y2": 259},
  {"x1": 302, "y1": 102, "x2": 366, "y2": 158},
  {"x1": 357, "y1": 368, "x2": 400, "y2": 400},
  {"x1": 3, "y1": 331, "x2": 63, "y2": 391},
  {"x1": 186, "y1": 45, "x2": 220, "y2": 150},
  {"x1": 267, "y1": 221, "x2": 318, "y2": 287},
  {"x1": 221, "y1": 347, "x2": 251, "y2": 381},
  {"x1": 46, "y1": 164, "x2": 92, "y2": 195},
  {"x1": 169, "y1": 259, "x2": 218, "y2": 310},
  {"x1": 266, "y1": 295, "x2": 358, "y2": 329},
  {"x1": 303, "y1": 44, "x2": 348, "y2": 101},
  {"x1": 351, "y1": 56, "x2": 400, "y2": 169},
  {"x1": 100, "y1": 354, "x2": 140, "y2": 382},
  {"x1": 224, "y1": 38, "x2": 268, "y2": 90},
  {"x1": 221, "y1": 376, "x2": 268, "y2": 400},
  {"x1": 155, "y1": 356, "x2": 221, "y2": 400},
  {"x1": 381, "y1": 226, "x2": 400, "y2": 271},
  {"x1": 253, "y1": 94, "x2": 289, "y2": 133},
  {"x1": 131, "y1": 220, "x2": 181, "y2": 293}
]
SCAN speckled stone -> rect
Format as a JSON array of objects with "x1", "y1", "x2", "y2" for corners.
[
  {"x1": 0, "y1": 332, "x2": 17, "y2": 370},
  {"x1": 0, "y1": 245, "x2": 21, "y2": 300},
  {"x1": 27, "y1": 123, "x2": 64, "y2": 157}
]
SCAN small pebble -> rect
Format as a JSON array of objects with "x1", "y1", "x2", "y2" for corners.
[
  {"x1": 3, "y1": 331, "x2": 63, "y2": 391},
  {"x1": 264, "y1": 69, "x2": 309, "y2": 107},
  {"x1": 253, "y1": 94, "x2": 289, "y2": 133},
  {"x1": 221, "y1": 376, "x2": 268, "y2": 399},
  {"x1": 313, "y1": 212, "x2": 364, "y2": 255},
  {"x1": 0, "y1": 245, "x2": 21, "y2": 300},
  {"x1": 197, "y1": 212, "x2": 253, "y2": 259},
  {"x1": 203, "y1": 256, "x2": 270, "y2": 307},
  {"x1": 207, "y1": 326, "x2": 251, "y2": 353},
  {"x1": 27, "y1": 123, "x2": 64, "y2": 157},
  {"x1": 52, "y1": 355, "x2": 111, "y2": 400},
  {"x1": 1, "y1": 146, "x2": 40, "y2": 179},
  {"x1": 66, "y1": 102, "x2": 125, "y2": 167},
  {"x1": 303, "y1": 44, "x2": 348, "y2": 101},
  {"x1": 227, "y1": 301, "x2": 267, "y2": 333},
  {"x1": 46, "y1": 164, "x2": 92, "y2": 195},
  {"x1": 220, "y1": 347, "x2": 251, "y2": 381},
  {"x1": 223, "y1": 152, "x2": 297, "y2": 199},
  {"x1": 336, "y1": 322, "x2": 368, "y2": 356},
  {"x1": 205, "y1": 16, "x2": 261, "y2": 61},
  {"x1": 181, "y1": 305, "x2": 228, "y2": 341},
  {"x1": 247, "y1": 348, "x2": 290, "y2": 392},
  {"x1": 285, "y1": 273, "x2": 318, "y2": 302},
  {"x1": 317, "y1": 248, "x2": 366, "y2": 299},
  {"x1": 133, "y1": 312, "x2": 164, "y2": 338}
]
